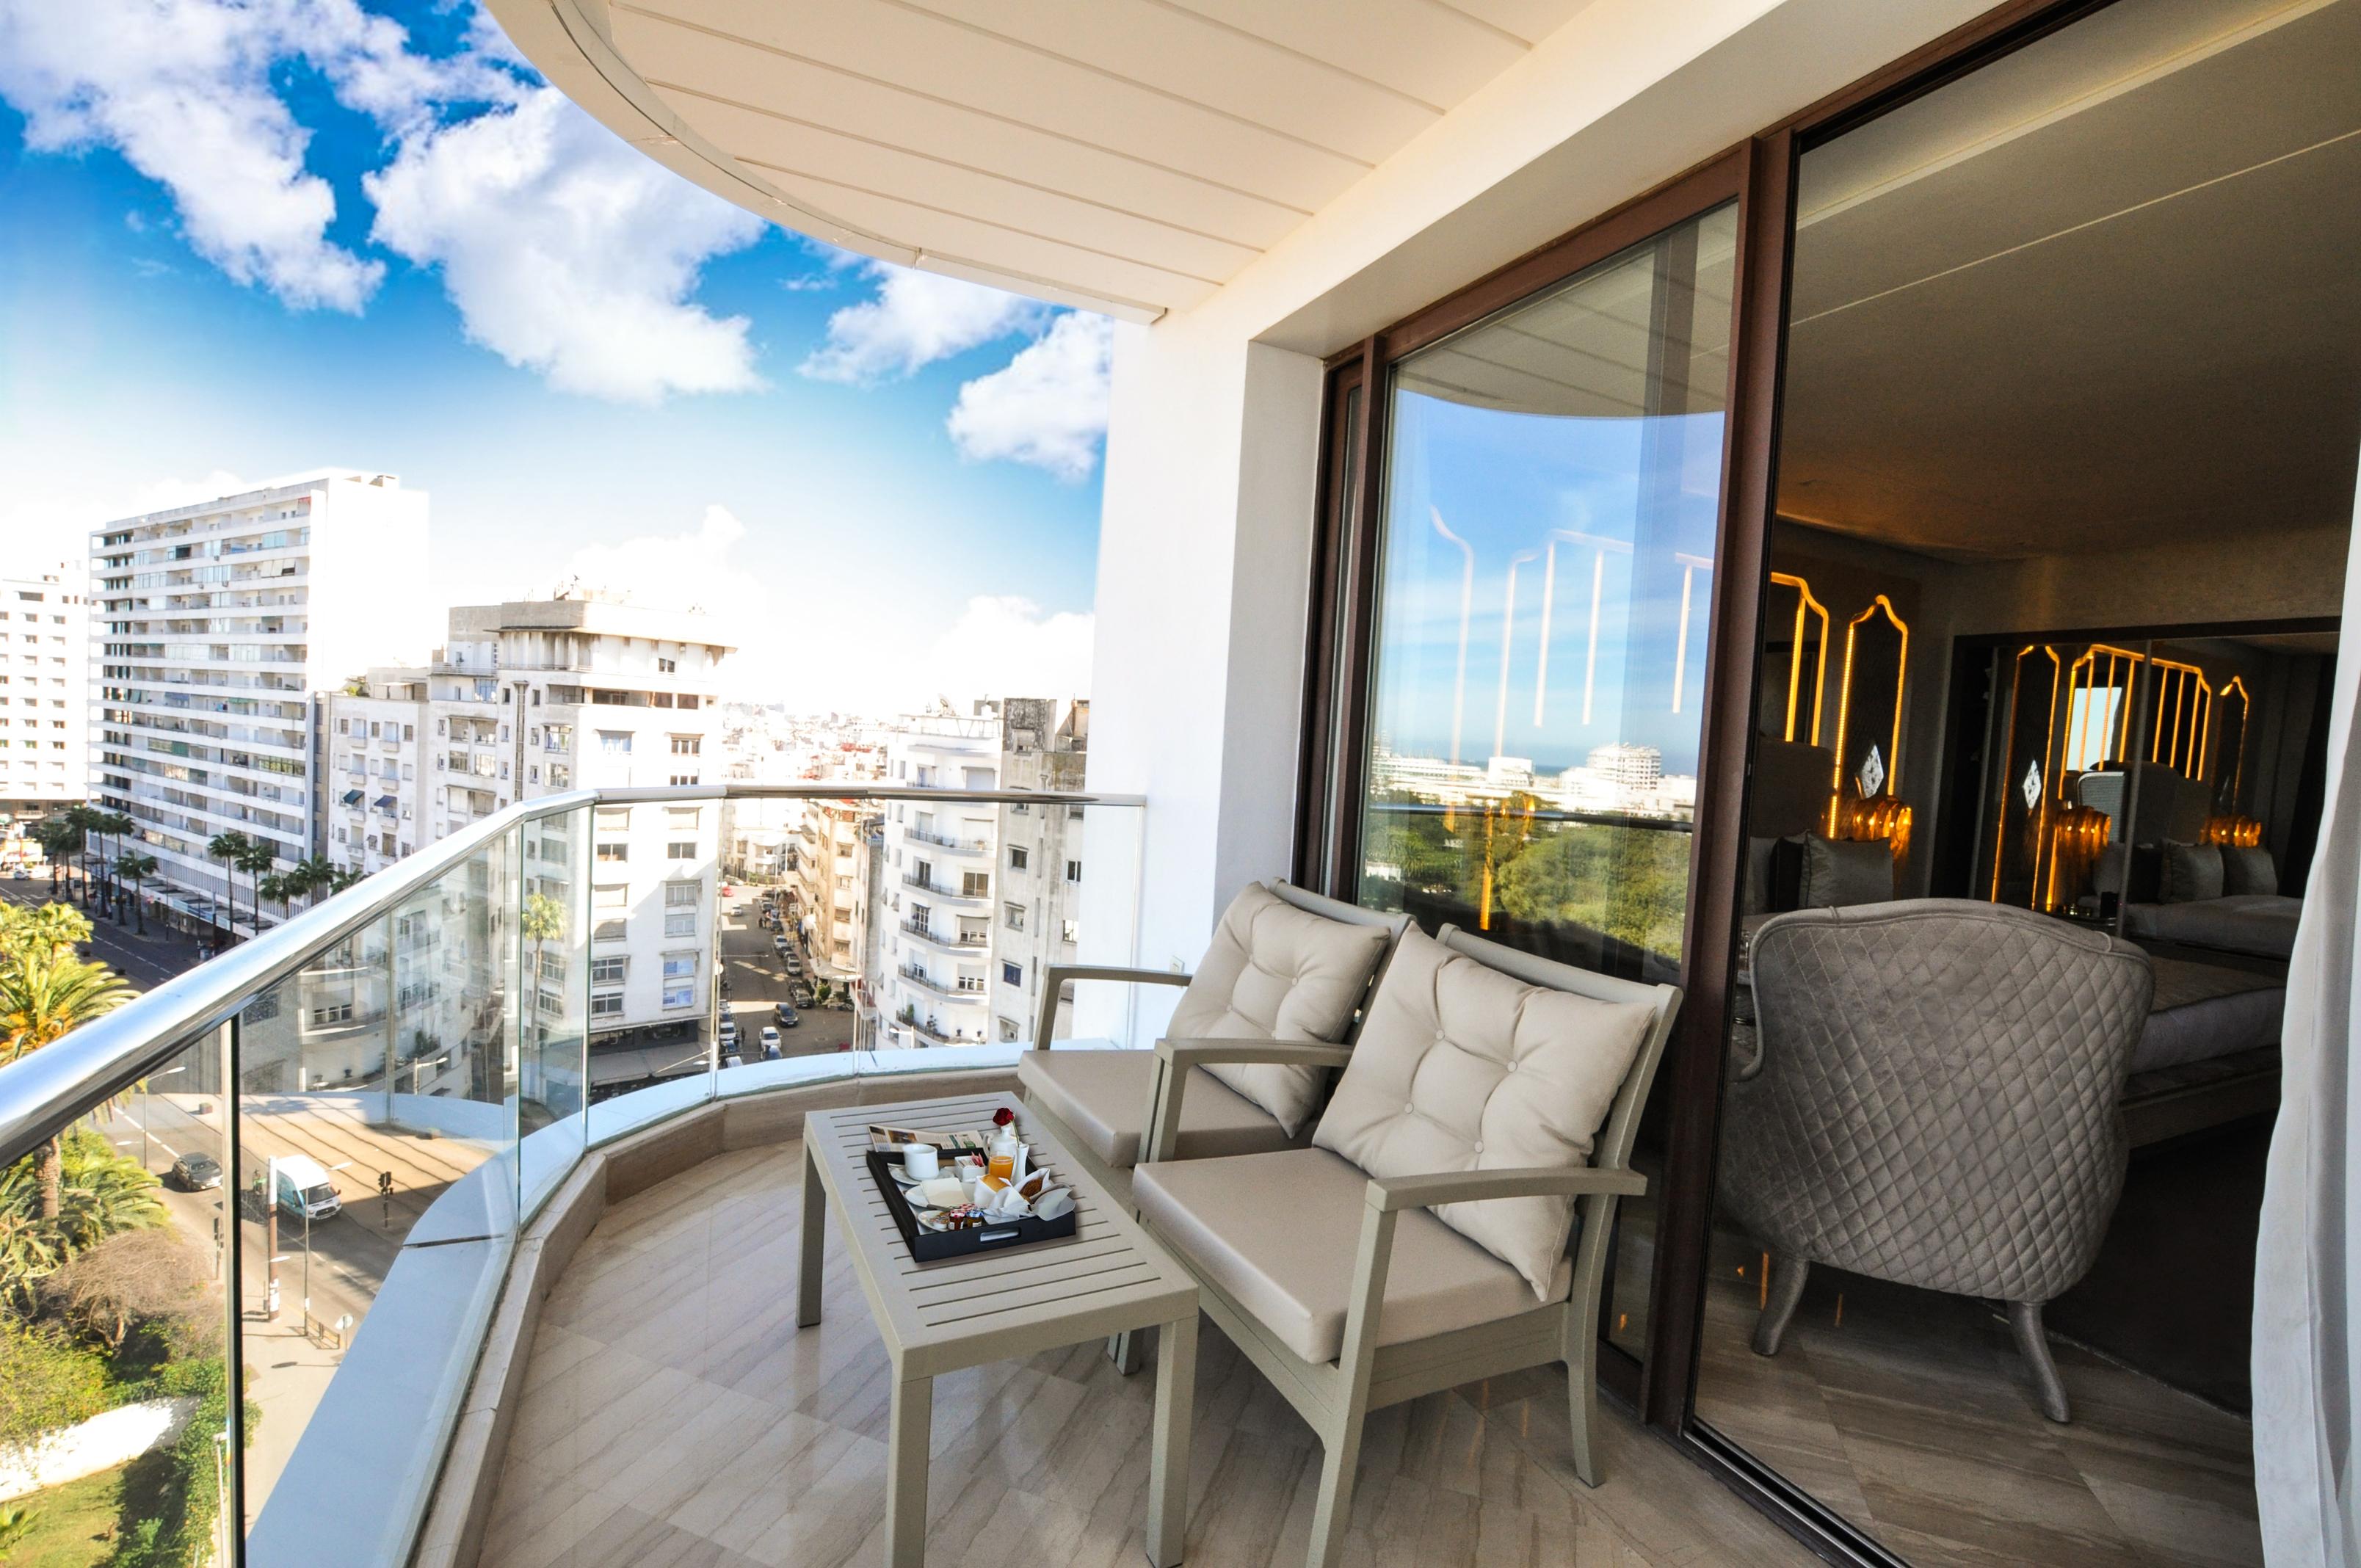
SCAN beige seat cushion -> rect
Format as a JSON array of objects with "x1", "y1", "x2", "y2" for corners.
[
  {"x1": 1314, "y1": 929, "x2": 1654, "y2": 1299},
  {"x1": 1134, "y1": 1147, "x2": 1565, "y2": 1364},
  {"x1": 1168, "y1": 882, "x2": 1393, "y2": 1138},
  {"x1": 1018, "y1": 1049, "x2": 1294, "y2": 1169}
]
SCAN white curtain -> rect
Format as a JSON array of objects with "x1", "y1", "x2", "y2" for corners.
[{"x1": 2256, "y1": 465, "x2": 2361, "y2": 1567}]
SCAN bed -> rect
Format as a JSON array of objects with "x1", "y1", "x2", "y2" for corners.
[
  {"x1": 2122, "y1": 957, "x2": 2283, "y2": 1145},
  {"x1": 2124, "y1": 894, "x2": 2302, "y2": 962}
]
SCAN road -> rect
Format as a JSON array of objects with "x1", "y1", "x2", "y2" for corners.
[{"x1": 717, "y1": 885, "x2": 856, "y2": 1058}]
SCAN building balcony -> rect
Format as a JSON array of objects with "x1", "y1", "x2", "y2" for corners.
[
  {"x1": 894, "y1": 962, "x2": 987, "y2": 1001},
  {"x1": 901, "y1": 872, "x2": 990, "y2": 903},
  {"x1": 904, "y1": 824, "x2": 990, "y2": 853},
  {"x1": 899, "y1": 917, "x2": 985, "y2": 951}
]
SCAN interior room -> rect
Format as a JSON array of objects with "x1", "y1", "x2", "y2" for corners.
[{"x1": 1692, "y1": 0, "x2": 2360, "y2": 1562}]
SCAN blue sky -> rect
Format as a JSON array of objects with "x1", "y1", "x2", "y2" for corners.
[
  {"x1": 1370, "y1": 393, "x2": 1724, "y2": 775},
  {"x1": 0, "y1": 0, "x2": 1107, "y2": 711}
]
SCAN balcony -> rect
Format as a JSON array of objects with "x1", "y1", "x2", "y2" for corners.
[
  {"x1": 904, "y1": 824, "x2": 990, "y2": 852},
  {"x1": 901, "y1": 872, "x2": 990, "y2": 903},
  {"x1": 0, "y1": 781, "x2": 1147, "y2": 1568},
  {"x1": 894, "y1": 962, "x2": 987, "y2": 1001},
  {"x1": 899, "y1": 916, "x2": 985, "y2": 951}
]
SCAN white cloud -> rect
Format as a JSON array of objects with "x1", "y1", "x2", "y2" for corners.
[
  {"x1": 366, "y1": 87, "x2": 769, "y2": 403},
  {"x1": 799, "y1": 264, "x2": 1045, "y2": 385},
  {"x1": 554, "y1": 504, "x2": 755, "y2": 619},
  {"x1": 0, "y1": 0, "x2": 387, "y2": 311},
  {"x1": 0, "y1": 469, "x2": 256, "y2": 573},
  {"x1": 548, "y1": 507, "x2": 1090, "y2": 712},
  {"x1": 946, "y1": 312, "x2": 1114, "y2": 482}
]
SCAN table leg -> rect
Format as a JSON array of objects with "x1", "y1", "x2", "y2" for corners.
[
  {"x1": 1145, "y1": 1310, "x2": 1197, "y2": 1567},
  {"x1": 797, "y1": 1139, "x2": 825, "y2": 1328},
  {"x1": 886, "y1": 1370, "x2": 932, "y2": 1568}
]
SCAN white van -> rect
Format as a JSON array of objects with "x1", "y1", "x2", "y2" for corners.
[{"x1": 272, "y1": 1154, "x2": 342, "y2": 1221}]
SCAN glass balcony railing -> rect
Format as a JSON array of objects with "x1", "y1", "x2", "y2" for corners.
[{"x1": 0, "y1": 782, "x2": 1145, "y2": 1567}]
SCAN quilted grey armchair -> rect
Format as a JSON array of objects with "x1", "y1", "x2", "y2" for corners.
[{"x1": 1723, "y1": 899, "x2": 2153, "y2": 1422}]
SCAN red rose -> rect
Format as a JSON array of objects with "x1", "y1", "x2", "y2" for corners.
[{"x1": 993, "y1": 1106, "x2": 1015, "y2": 1128}]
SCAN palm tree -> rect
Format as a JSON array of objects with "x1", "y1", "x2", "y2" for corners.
[
  {"x1": 115, "y1": 853, "x2": 158, "y2": 934},
  {"x1": 100, "y1": 813, "x2": 137, "y2": 924},
  {"x1": 206, "y1": 831, "x2": 251, "y2": 946},
  {"x1": 0, "y1": 947, "x2": 136, "y2": 1219},
  {"x1": 292, "y1": 856, "x2": 340, "y2": 907},
  {"x1": 62, "y1": 805, "x2": 104, "y2": 910},
  {"x1": 0, "y1": 1208, "x2": 62, "y2": 1313},
  {"x1": 29, "y1": 816, "x2": 79, "y2": 897},
  {"x1": 0, "y1": 901, "x2": 91, "y2": 965},
  {"x1": 237, "y1": 841, "x2": 279, "y2": 934},
  {"x1": 257, "y1": 871, "x2": 292, "y2": 925}
]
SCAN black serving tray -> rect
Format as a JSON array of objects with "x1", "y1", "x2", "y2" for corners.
[{"x1": 863, "y1": 1150, "x2": 1078, "y2": 1263}]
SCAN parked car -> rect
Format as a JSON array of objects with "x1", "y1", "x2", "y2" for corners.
[
  {"x1": 722, "y1": 1050, "x2": 744, "y2": 1070},
  {"x1": 772, "y1": 934, "x2": 790, "y2": 954},
  {"x1": 775, "y1": 1003, "x2": 799, "y2": 1028},
  {"x1": 758, "y1": 1025, "x2": 781, "y2": 1055},
  {"x1": 790, "y1": 985, "x2": 815, "y2": 1008},
  {"x1": 717, "y1": 1017, "x2": 738, "y2": 1045},
  {"x1": 170, "y1": 1151, "x2": 223, "y2": 1191}
]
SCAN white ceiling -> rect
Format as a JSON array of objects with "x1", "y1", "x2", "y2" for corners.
[
  {"x1": 1774, "y1": 0, "x2": 2361, "y2": 559},
  {"x1": 490, "y1": 0, "x2": 1600, "y2": 320}
]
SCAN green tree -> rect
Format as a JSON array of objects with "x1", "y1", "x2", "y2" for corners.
[
  {"x1": 291, "y1": 855, "x2": 341, "y2": 908},
  {"x1": 101, "y1": 812, "x2": 138, "y2": 924},
  {"x1": 62, "y1": 805, "x2": 105, "y2": 909},
  {"x1": 256, "y1": 872, "x2": 292, "y2": 925},
  {"x1": 0, "y1": 901, "x2": 92, "y2": 965},
  {"x1": 29, "y1": 815, "x2": 81, "y2": 896},
  {"x1": 117, "y1": 852, "x2": 159, "y2": 935},
  {"x1": 1495, "y1": 823, "x2": 1691, "y2": 962},
  {"x1": 206, "y1": 831, "x2": 251, "y2": 946},
  {"x1": 236, "y1": 841, "x2": 278, "y2": 934},
  {"x1": 0, "y1": 948, "x2": 137, "y2": 1220}
]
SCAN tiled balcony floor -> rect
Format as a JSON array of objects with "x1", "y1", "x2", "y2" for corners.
[{"x1": 480, "y1": 1140, "x2": 1817, "y2": 1567}]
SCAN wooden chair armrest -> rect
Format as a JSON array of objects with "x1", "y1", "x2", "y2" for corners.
[
  {"x1": 1031, "y1": 964, "x2": 1192, "y2": 1048},
  {"x1": 1363, "y1": 1164, "x2": 1646, "y2": 1213},
  {"x1": 1141, "y1": 1039, "x2": 1353, "y2": 1164}
]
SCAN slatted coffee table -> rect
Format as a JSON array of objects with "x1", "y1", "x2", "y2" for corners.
[{"x1": 798, "y1": 1091, "x2": 1200, "y2": 1567}]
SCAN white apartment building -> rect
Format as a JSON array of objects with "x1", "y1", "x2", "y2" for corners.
[
  {"x1": 871, "y1": 698, "x2": 1087, "y2": 1049},
  {"x1": 322, "y1": 669, "x2": 432, "y2": 878},
  {"x1": 90, "y1": 472, "x2": 432, "y2": 916},
  {"x1": 0, "y1": 562, "x2": 88, "y2": 821},
  {"x1": 430, "y1": 598, "x2": 731, "y2": 1045},
  {"x1": 793, "y1": 797, "x2": 880, "y2": 988}
]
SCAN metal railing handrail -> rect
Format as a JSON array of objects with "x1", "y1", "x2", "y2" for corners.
[{"x1": 0, "y1": 781, "x2": 1136, "y2": 1169}]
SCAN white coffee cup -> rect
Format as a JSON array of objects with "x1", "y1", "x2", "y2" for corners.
[{"x1": 903, "y1": 1144, "x2": 939, "y2": 1180}]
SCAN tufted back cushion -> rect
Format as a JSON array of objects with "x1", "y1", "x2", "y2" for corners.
[
  {"x1": 1167, "y1": 882, "x2": 1393, "y2": 1137},
  {"x1": 1313, "y1": 928, "x2": 1655, "y2": 1299}
]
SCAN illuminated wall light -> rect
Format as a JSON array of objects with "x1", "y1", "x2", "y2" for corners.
[
  {"x1": 1993, "y1": 646, "x2": 2063, "y2": 908},
  {"x1": 1828, "y1": 595, "x2": 1909, "y2": 835},
  {"x1": 2219, "y1": 675, "x2": 2252, "y2": 805},
  {"x1": 2201, "y1": 814, "x2": 2263, "y2": 847},
  {"x1": 1769, "y1": 571, "x2": 1829, "y2": 745}
]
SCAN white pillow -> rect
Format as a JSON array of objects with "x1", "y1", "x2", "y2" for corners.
[
  {"x1": 1313, "y1": 928, "x2": 1655, "y2": 1299},
  {"x1": 1167, "y1": 883, "x2": 1392, "y2": 1136}
]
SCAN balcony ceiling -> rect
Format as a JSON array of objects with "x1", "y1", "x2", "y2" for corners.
[{"x1": 486, "y1": 0, "x2": 1603, "y2": 321}]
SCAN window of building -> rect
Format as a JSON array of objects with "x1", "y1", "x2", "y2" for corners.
[
  {"x1": 667, "y1": 806, "x2": 700, "y2": 829},
  {"x1": 661, "y1": 981, "x2": 694, "y2": 1009},
  {"x1": 598, "y1": 730, "x2": 631, "y2": 754},
  {"x1": 1004, "y1": 901, "x2": 1025, "y2": 932},
  {"x1": 1061, "y1": 918, "x2": 1079, "y2": 945},
  {"x1": 668, "y1": 774, "x2": 699, "y2": 787},
  {"x1": 310, "y1": 1003, "x2": 352, "y2": 1027},
  {"x1": 595, "y1": 806, "x2": 630, "y2": 830},
  {"x1": 664, "y1": 910, "x2": 696, "y2": 937},
  {"x1": 1001, "y1": 961, "x2": 1022, "y2": 987},
  {"x1": 658, "y1": 656, "x2": 676, "y2": 673},
  {"x1": 667, "y1": 840, "x2": 697, "y2": 860},
  {"x1": 661, "y1": 951, "x2": 696, "y2": 979},
  {"x1": 1009, "y1": 845, "x2": 1029, "y2": 871},
  {"x1": 593, "y1": 918, "x2": 626, "y2": 943},
  {"x1": 594, "y1": 882, "x2": 627, "y2": 909},
  {"x1": 590, "y1": 955, "x2": 627, "y2": 985},
  {"x1": 664, "y1": 879, "x2": 699, "y2": 907},
  {"x1": 670, "y1": 734, "x2": 700, "y2": 755},
  {"x1": 998, "y1": 1017, "x2": 1020, "y2": 1042},
  {"x1": 596, "y1": 841, "x2": 628, "y2": 863},
  {"x1": 590, "y1": 992, "x2": 624, "y2": 1018},
  {"x1": 962, "y1": 871, "x2": 990, "y2": 898}
]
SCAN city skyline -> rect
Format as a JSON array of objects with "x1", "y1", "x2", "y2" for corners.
[{"x1": 0, "y1": 0, "x2": 1107, "y2": 715}]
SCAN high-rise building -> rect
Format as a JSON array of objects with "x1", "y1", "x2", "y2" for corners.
[
  {"x1": 320, "y1": 669, "x2": 432, "y2": 878},
  {"x1": 0, "y1": 561, "x2": 89, "y2": 821},
  {"x1": 330, "y1": 598, "x2": 736, "y2": 1048},
  {"x1": 871, "y1": 697, "x2": 1087, "y2": 1048},
  {"x1": 90, "y1": 472, "x2": 432, "y2": 921}
]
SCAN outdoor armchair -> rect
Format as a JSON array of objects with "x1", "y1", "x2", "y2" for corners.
[
  {"x1": 1015, "y1": 879, "x2": 1410, "y2": 1207},
  {"x1": 1132, "y1": 923, "x2": 1681, "y2": 1568}
]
